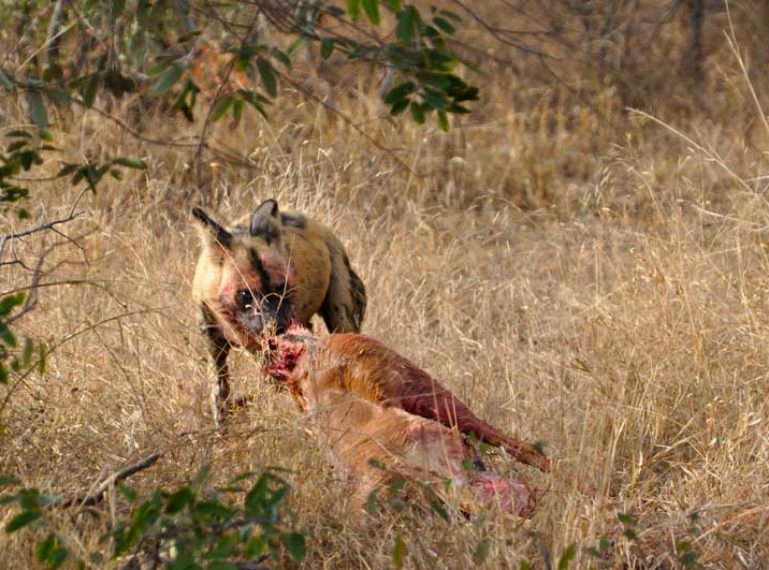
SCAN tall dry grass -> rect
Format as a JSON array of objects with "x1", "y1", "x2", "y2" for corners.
[{"x1": 2, "y1": 3, "x2": 769, "y2": 567}]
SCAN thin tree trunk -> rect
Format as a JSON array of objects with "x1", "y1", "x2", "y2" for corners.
[
  {"x1": 682, "y1": 0, "x2": 705, "y2": 82},
  {"x1": 45, "y1": 0, "x2": 66, "y2": 69}
]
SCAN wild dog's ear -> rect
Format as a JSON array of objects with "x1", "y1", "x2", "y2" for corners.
[
  {"x1": 192, "y1": 207, "x2": 233, "y2": 249},
  {"x1": 250, "y1": 199, "x2": 281, "y2": 244}
]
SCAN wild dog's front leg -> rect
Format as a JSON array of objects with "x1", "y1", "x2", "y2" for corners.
[{"x1": 199, "y1": 305, "x2": 232, "y2": 426}]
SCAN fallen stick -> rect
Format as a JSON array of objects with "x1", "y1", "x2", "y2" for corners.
[{"x1": 61, "y1": 451, "x2": 163, "y2": 508}]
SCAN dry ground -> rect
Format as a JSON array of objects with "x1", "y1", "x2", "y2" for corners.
[{"x1": 2, "y1": 7, "x2": 769, "y2": 569}]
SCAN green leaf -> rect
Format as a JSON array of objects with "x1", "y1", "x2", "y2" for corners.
[
  {"x1": 111, "y1": 157, "x2": 147, "y2": 170},
  {"x1": 244, "y1": 475, "x2": 269, "y2": 515},
  {"x1": 346, "y1": 0, "x2": 361, "y2": 21},
  {"x1": 280, "y1": 532, "x2": 306, "y2": 562},
  {"x1": 430, "y1": 496, "x2": 450, "y2": 520},
  {"x1": 439, "y1": 9, "x2": 463, "y2": 23},
  {"x1": 365, "y1": 489, "x2": 378, "y2": 514},
  {"x1": 211, "y1": 96, "x2": 234, "y2": 122},
  {"x1": 361, "y1": 0, "x2": 380, "y2": 24},
  {"x1": 204, "y1": 535, "x2": 238, "y2": 560},
  {"x1": 410, "y1": 102, "x2": 425, "y2": 123},
  {"x1": 397, "y1": 7, "x2": 420, "y2": 45},
  {"x1": 557, "y1": 543, "x2": 577, "y2": 570},
  {"x1": 367, "y1": 458, "x2": 387, "y2": 471},
  {"x1": 422, "y1": 89, "x2": 447, "y2": 110},
  {"x1": 437, "y1": 110, "x2": 449, "y2": 131},
  {"x1": 36, "y1": 533, "x2": 68, "y2": 569},
  {"x1": 57, "y1": 163, "x2": 79, "y2": 177},
  {"x1": 83, "y1": 164, "x2": 104, "y2": 190},
  {"x1": 238, "y1": 89, "x2": 269, "y2": 118},
  {"x1": 117, "y1": 482, "x2": 137, "y2": 503},
  {"x1": 287, "y1": 37, "x2": 305, "y2": 57},
  {"x1": 433, "y1": 17, "x2": 455, "y2": 34},
  {"x1": 232, "y1": 97, "x2": 244, "y2": 126},
  {"x1": 0, "y1": 363, "x2": 7, "y2": 384},
  {"x1": 392, "y1": 533, "x2": 406, "y2": 568},
  {"x1": 617, "y1": 512, "x2": 637, "y2": 525},
  {"x1": 82, "y1": 73, "x2": 100, "y2": 108},
  {"x1": 38, "y1": 342, "x2": 46, "y2": 375},
  {"x1": 149, "y1": 64, "x2": 183, "y2": 97},
  {"x1": 165, "y1": 487, "x2": 195, "y2": 514},
  {"x1": 383, "y1": 0, "x2": 400, "y2": 11},
  {"x1": 390, "y1": 98, "x2": 409, "y2": 115},
  {"x1": 447, "y1": 102, "x2": 470, "y2": 114},
  {"x1": 7, "y1": 140, "x2": 27, "y2": 152},
  {"x1": 0, "y1": 322, "x2": 17, "y2": 348},
  {"x1": 256, "y1": 57, "x2": 278, "y2": 98},
  {"x1": 0, "y1": 292, "x2": 25, "y2": 317},
  {"x1": 5, "y1": 130, "x2": 31, "y2": 138},
  {"x1": 193, "y1": 499, "x2": 236, "y2": 520},
  {"x1": 473, "y1": 538, "x2": 490, "y2": 565},
  {"x1": 26, "y1": 91, "x2": 47, "y2": 129},
  {"x1": 0, "y1": 475, "x2": 20, "y2": 487},
  {"x1": 45, "y1": 87, "x2": 70, "y2": 106},
  {"x1": 271, "y1": 47, "x2": 291, "y2": 69},
  {"x1": 21, "y1": 337, "x2": 33, "y2": 366},
  {"x1": 321, "y1": 38, "x2": 334, "y2": 60},
  {"x1": 6, "y1": 509, "x2": 41, "y2": 532},
  {"x1": 383, "y1": 81, "x2": 415, "y2": 104}
]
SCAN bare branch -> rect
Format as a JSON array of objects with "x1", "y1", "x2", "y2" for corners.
[
  {"x1": 278, "y1": 71, "x2": 419, "y2": 177},
  {"x1": 0, "y1": 208, "x2": 85, "y2": 265},
  {"x1": 60, "y1": 451, "x2": 164, "y2": 508}
]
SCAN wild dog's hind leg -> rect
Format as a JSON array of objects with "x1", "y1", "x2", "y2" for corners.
[{"x1": 199, "y1": 305, "x2": 231, "y2": 426}]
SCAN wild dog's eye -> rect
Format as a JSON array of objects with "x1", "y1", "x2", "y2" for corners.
[{"x1": 236, "y1": 289, "x2": 255, "y2": 309}]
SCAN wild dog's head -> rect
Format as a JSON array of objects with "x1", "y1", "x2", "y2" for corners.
[{"x1": 193, "y1": 199, "x2": 298, "y2": 340}]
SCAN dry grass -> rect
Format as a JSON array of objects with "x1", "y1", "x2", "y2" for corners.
[{"x1": 3, "y1": 4, "x2": 769, "y2": 568}]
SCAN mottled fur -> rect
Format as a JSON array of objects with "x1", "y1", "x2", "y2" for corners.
[{"x1": 192, "y1": 200, "x2": 366, "y2": 423}]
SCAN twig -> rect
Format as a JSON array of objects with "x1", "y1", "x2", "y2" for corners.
[
  {"x1": 0, "y1": 208, "x2": 84, "y2": 262},
  {"x1": 278, "y1": 72, "x2": 418, "y2": 177},
  {"x1": 450, "y1": 0, "x2": 560, "y2": 60},
  {"x1": 75, "y1": 100, "x2": 205, "y2": 149},
  {"x1": 60, "y1": 451, "x2": 164, "y2": 508}
]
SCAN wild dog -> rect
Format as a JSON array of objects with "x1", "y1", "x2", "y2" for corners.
[
  {"x1": 264, "y1": 326, "x2": 542, "y2": 515},
  {"x1": 192, "y1": 199, "x2": 366, "y2": 423}
]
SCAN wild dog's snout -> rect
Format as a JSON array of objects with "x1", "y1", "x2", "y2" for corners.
[{"x1": 230, "y1": 289, "x2": 293, "y2": 337}]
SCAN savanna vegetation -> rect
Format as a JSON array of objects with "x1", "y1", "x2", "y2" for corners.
[{"x1": 2, "y1": 1, "x2": 769, "y2": 567}]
